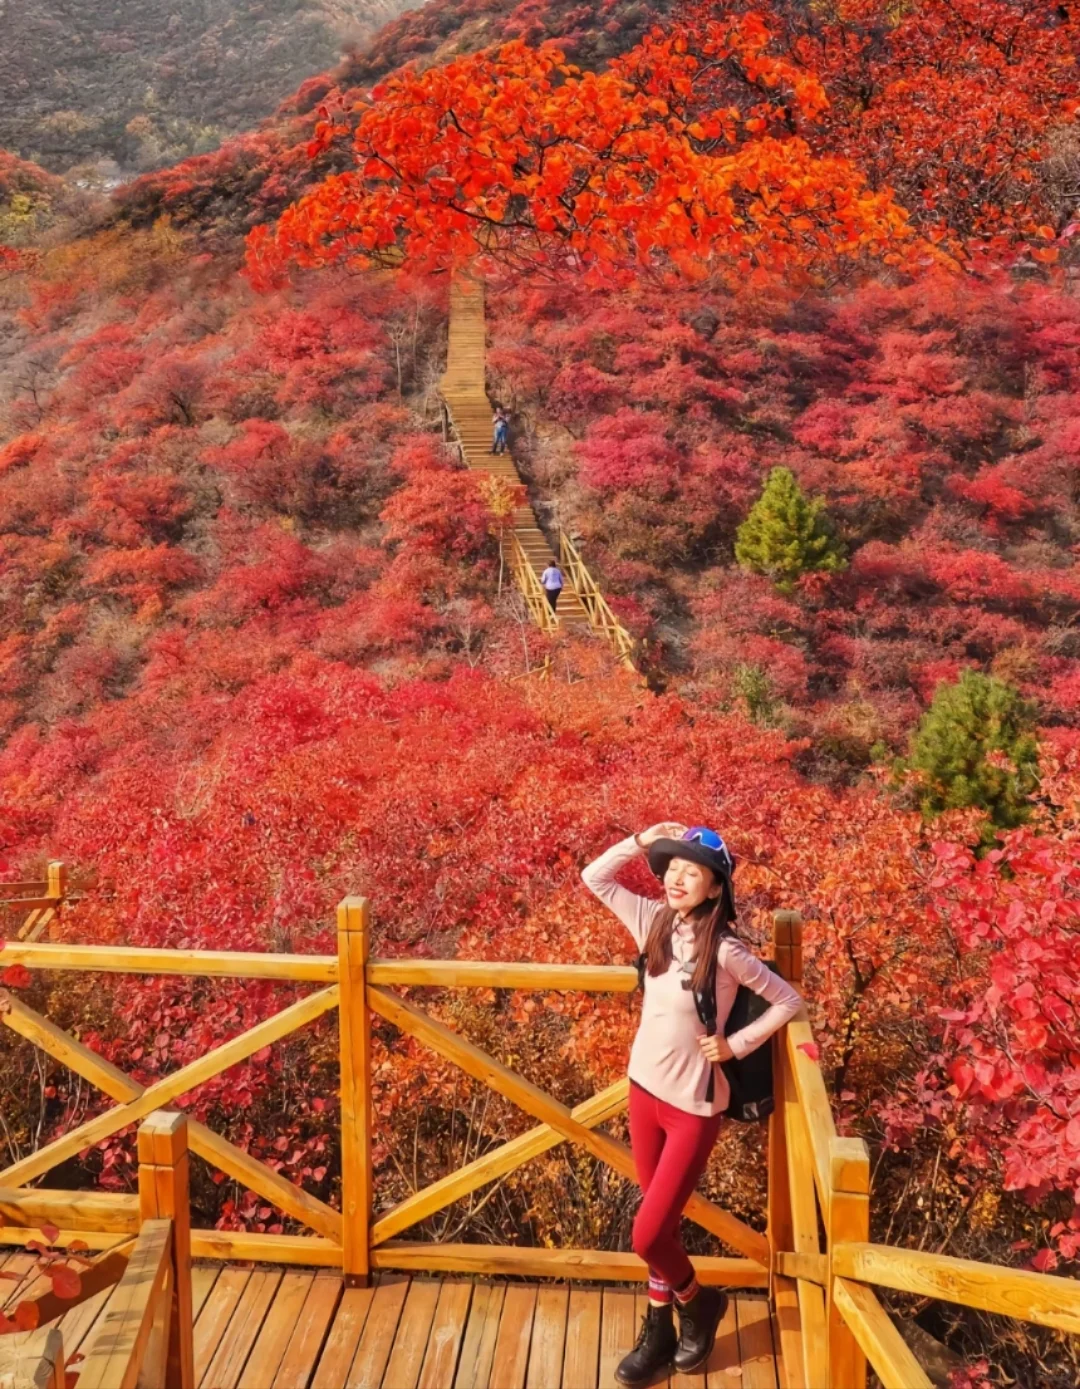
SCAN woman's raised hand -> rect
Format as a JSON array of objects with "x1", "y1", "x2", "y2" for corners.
[{"x1": 635, "y1": 822, "x2": 688, "y2": 848}]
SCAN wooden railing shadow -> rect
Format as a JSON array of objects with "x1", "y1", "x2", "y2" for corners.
[{"x1": 1, "y1": 904, "x2": 1079, "y2": 1387}]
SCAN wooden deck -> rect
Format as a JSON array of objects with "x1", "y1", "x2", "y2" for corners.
[{"x1": 28, "y1": 1257, "x2": 784, "y2": 1389}]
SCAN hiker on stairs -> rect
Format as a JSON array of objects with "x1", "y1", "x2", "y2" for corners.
[
  {"x1": 492, "y1": 405, "x2": 510, "y2": 455},
  {"x1": 540, "y1": 563, "x2": 564, "y2": 613},
  {"x1": 582, "y1": 824, "x2": 802, "y2": 1386}
]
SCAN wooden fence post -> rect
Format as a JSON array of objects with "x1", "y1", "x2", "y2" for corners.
[
  {"x1": 338, "y1": 896, "x2": 373, "y2": 1286},
  {"x1": 767, "y1": 912, "x2": 801, "y2": 1290},
  {"x1": 137, "y1": 1110, "x2": 194, "y2": 1389},
  {"x1": 46, "y1": 862, "x2": 66, "y2": 905},
  {"x1": 828, "y1": 1135, "x2": 871, "y2": 1389}
]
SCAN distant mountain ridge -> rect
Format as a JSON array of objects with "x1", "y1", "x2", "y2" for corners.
[{"x1": 0, "y1": 0, "x2": 415, "y2": 176}]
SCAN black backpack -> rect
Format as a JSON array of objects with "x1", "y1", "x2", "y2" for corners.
[{"x1": 636, "y1": 942, "x2": 778, "y2": 1123}]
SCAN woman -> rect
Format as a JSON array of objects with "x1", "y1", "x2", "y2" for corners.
[{"x1": 582, "y1": 822, "x2": 802, "y2": 1384}]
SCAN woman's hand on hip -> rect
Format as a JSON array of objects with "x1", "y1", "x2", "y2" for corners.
[
  {"x1": 635, "y1": 822, "x2": 688, "y2": 848},
  {"x1": 698, "y1": 1034, "x2": 734, "y2": 1063}
]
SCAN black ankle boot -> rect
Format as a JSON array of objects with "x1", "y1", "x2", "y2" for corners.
[
  {"x1": 615, "y1": 1302, "x2": 677, "y2": 1386},
  {"x1": 673, "y1": 1285, "x2": 728, "y2": 1373}
]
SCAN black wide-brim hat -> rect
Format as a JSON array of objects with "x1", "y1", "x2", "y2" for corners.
[{"x1": 647, "y1": 837, "x2": 737, "y2": 914}]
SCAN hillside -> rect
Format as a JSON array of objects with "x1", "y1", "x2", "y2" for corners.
[
  {"x1": 0, "y1": 1, "x2": 1078, "y2": 1383},
  {"x1": 0, "y1": 0, "x2": 414, "y2": 176}
]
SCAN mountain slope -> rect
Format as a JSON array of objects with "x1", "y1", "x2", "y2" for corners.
[{"x1": 0, "y1": 0, "x2": 414, "y2": 175}]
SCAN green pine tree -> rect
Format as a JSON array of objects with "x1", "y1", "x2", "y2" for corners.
[
  {"x1": 735, "y1": 467, "x2": 846, "y2": 590},
  {"x1": 904, "y1": 670, "x2": 1040, "y2": 843}
]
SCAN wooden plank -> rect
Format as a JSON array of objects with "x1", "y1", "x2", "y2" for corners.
[
  {"x1": 190, "y1": 1267, "x2": 220, "y2": 1323},
  {"x1": 1, "y1": 1253, "x2": 45, "y2": 1311},
  {"x1": 0, "y1": 998, "x2": 342, "y2": 1243},
  {"x1": 372, "y1": 1244, "x2": 766, "y2": 1286},
  {"x1": 785, "y1": 1018, "x2": 835, "y2": 1221},
  {"x1": 0, "y1": 941, "x2": 336, "y2": 982},
  {"x1": 487, "y1": 1283, "x2": 536, "y2": 1389},
  {"x1": 347, "y1": 1275, "x2": 409, "y2": 1388},
  {"x1": 598, "y1": 1288, "x2": 638, "y2": 1389},
  {"x1": 78, "y1": 1218, "x2": 172, "y2": 1389},
  {"x1": 832, "y1": 1241, "x2": 1080, "y2": 1336},
  {"x1": 273, "y1": 1273, "x2": 343, "y2": 1389},
  {"x1": 137, "y1": 1109, "x2": 194, "y2": 1389},
  {"x1": 771, "y1": 1276, "x2": 806, "y2": 1389},
  {"x1": 193, "y1": 1267, "x2": 251, "y2": 1385},
  {"x1": 0, "y1": 1229, "x2": 125, "y2": 1252},
  {"x1": 767, "y1": 1042, "x2": 793, "y2": 1283},
  {"x1": 15, "y1": 1245, "x2": 131, "y2": 1329},
  {"x1": 192, "y1": 1232, "x2": 343, "y2": 1265},
  {"x1": 55, "y1": 1286, "x2": 114, "y2": 1357},
  {"x1": 383, "y1": 1278, "x2": 441, "y2": 1388},
  {"x1": 201, "y1": 1269, "x2": 281, "y2": 1389},
  {"x1": 524, "y1": 1284, "x2": 569, "y2": 1389},
  {"x1": 338, "y1": 898, "x2": 372, "y2": 1285},
  {"x1": 368, "y1": 985, "x2": 769, "y2": 1267},
  {"x1": 1, "y1": 988, "x2": 339, "y2": 1189},
  {"x1": 738, "y1": 1296, "x2": 778, "y2": 1389},
  {"x1": 833, "y1": 1279, "x2": 932, "y2": 1389},
  {"x1": 453, "y1": 1283, "x2": 504, "y2": 1389},
  {"x1": 418, "y1": 1281, "x2": 472, "y2": 1389},
  {"x1": 311, "y1": 1285, "x2": 374, "y2": 1389},
  {"x1": 366, "y1": 961, "x2": 637, "y2": 992},
  {"x1": 562, "y1": 1287, "x2": 601, "y2": 1389},
  {"x1": 827, "y1": 1138, "x2": 870, "y2": 1389},
  {"x1": 0, "y1": 1326, "x2": 63, "y2": 1389},
  {"x1": 0, "y1": 1188, "x2": 138, "y2": 1234},
  {"x1": 237, "y1": 1273, "x2": 314, "y2": 1389},
  {"x1": 372, "y1": 1081, "x2": 629, "y2": 1246},
  {"x1": 796, "y1": 1280, "x2": 828, "y2": 1389},
  {"x1": 776, "y1": 1253, "x2": 826, "y2": 1285},
  {"x1": 705, "y1": 1293, "x2": 744, "y2": 1389}
]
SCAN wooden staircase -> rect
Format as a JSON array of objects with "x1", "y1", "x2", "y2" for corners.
[{"x1": 439, "y1": 277, "x2": 591, "y2": 628}]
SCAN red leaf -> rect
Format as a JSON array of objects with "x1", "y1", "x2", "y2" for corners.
[
  {"x1": 796, "y1": 1042, "x2": 820, "y2": 1062},
  {"x1": 1, "y1": 964, "x2": 33, "y2": 989},
  {"x1": 1029, "y1": 1248, "x2": 1058, "y2": 1273},
  {"x1": 48, "y1": 1264, "x2": 82, "y2": 1300},
  {"x1": 40, "y1": 1223, "x2": 60, "y2": 1245},
  {"x1": 14, "y1": 1299, "x2": 40, "y2": 1331}
]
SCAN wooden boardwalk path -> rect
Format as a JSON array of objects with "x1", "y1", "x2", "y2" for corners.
[
  {"x1": 20, "y1": 1257, "x2": 783, "y2": 1389},
  {"x1": 440, "y1": 277, "x2": 591, "y2": 628}
]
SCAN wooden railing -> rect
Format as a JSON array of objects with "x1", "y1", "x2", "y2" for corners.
[
  {"x1": 0, "y1": 1111, "x2": 194, "y2": 1389},
  {"x1": 557, "y1": 532, "x2": 637, "y2": 670},
  {"x1": 1, "y1": 862, "x2": 70, "y2": 943},
  {"x1": 503, "y1": 531, "x2": 559, "y2": 635},
  {"x1": 2, "y1": 907, "x2": 1079, "y2": 1387}
]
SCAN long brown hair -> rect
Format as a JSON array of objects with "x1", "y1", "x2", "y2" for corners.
[{"x1": 643, "y1": 888, "x2": 735, "y2": 993}]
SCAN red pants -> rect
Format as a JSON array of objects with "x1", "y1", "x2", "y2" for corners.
[{"x1": 629, "y1": 1080, "x2": 723, "y2": 1290}]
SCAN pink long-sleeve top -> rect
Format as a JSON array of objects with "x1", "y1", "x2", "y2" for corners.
[{"x1": 582, "y1": 835, "x2": 802, "y2": 1117}]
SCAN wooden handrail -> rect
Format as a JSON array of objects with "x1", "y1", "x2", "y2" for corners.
[
  {"x1": 505, "y1": 531, "x2": 559, "y2": 633},
  {"x1": 833, "y1": 1278, "x2": 933, "y2": 1389},
  {"x1": 557, "y1": 532, "x2": 637, "y2": 668},
  {"x1": 77, "y1": 1218, "x2": 174, "y2": 1389},
  {"x1": 5, "y1": 905, "x2": 1080, "y2": 1389},
  {"x1": 2, "y1": 941, "x2": 639, "y2": 990},
  {"x1": 833, "y1": 1242, "x2": 1080, "y2": 1336}
]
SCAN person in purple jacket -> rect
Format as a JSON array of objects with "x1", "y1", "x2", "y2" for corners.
[{"x1": 582, "y1": 822, "x2": 801, "y2": 1385}]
